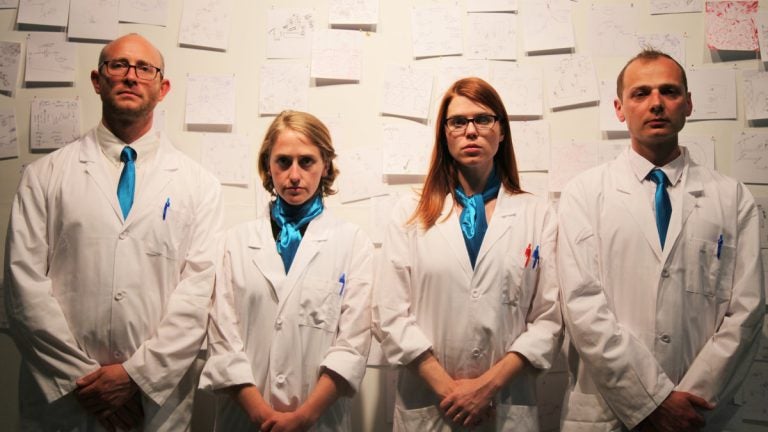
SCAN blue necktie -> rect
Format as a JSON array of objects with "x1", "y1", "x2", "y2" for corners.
[
  {"x1": 271, "y1": 194, "x2": 324, "y2": 273},
  {"x1": 117, "y1": 146, "x2": 137, "y2": 220},
  {"x1": 454, "y1": 167, "x2": 501, "y2": 269},
  {"x1": 648, "y1": 168, "x2": 671, "y2": 249}
]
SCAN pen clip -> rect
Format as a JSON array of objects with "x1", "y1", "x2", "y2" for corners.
[
  {"x1": 338, "y1": 273, "x2": 346, "y2": 296},
  {"x1": 532, "y1": 245, "x2": 540, "y2": 269},
  {"x1": 163, "y1": 198, "x2": 171, "y2": 221},
  {"x1": 716, "y1": 234, "x2": 723, "y2": 260}
]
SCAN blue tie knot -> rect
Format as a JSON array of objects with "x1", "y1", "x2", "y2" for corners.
[
  {"x1": 121, "y1": 146, "x2": 137, "y2": 163},
  {"x1": 648, "y1": 168, "x2": 668, "y2": 187},
  {"x1": 647, "y1": 168, "x2": 671, "y2": 249}
]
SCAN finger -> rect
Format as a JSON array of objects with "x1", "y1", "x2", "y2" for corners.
[
  {"x1": 439, "y1": 397, "x2": 454, "y2": 412},
  {"x1": 463, "y1": 412, "x2": 479, "y2": 427},
  {"x1": 686, "y1": 394, "x2": 715, "y2": 410},
  {"x1": 77, "y1": 369, "x2": 102, "y2": 387}
]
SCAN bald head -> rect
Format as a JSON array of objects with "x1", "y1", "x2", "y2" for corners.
[{"x1": 98, "y1": 33, "x2": 165, "y2": 72}]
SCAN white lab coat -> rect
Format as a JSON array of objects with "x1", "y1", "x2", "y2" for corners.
[
  {"x1": 199, "y1": 209, "x2": 373, "y2": 432},
  {"x1": 4, "y1": 128, "x2": 223, "y2": 431},
  {"x1": 373, "y1": 190, "x2": 562, "y2": 432},
  {"x1": 557, "y1": 149, "x2": 765, "y2": 431}
]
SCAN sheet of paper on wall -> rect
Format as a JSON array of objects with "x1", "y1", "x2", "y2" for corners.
[
  {"x1": 329, "y1": 0, "x2": 378, "y2": 26},
  {"x1": 30, "y1": 98, "x2": 80, "y2": 150},
  {"x1": 650, "y1": 0, "x2": 703, "y2": 15},
  {"x1": 200, "y1": 133, "x2": 251, "y2": 186},
  {"x1": 754, "y1": 196, "x2": 768, "y2": 249},
  {"x1": 119, "y1": 0, "x2": 168, "y2": 26},
  {"x1": 25, "y1": 32, "x2": 76, "y2": 84},
  {"x1": 435, "y1": 59, "x2": 490, "y2": 101},
  {"x1": 732, "y1": 131, "x2": 768, "y2": 184},
  {"x1": 0, "y1": 0, "x2": 18, "y2": 8},
  {"x1": 598, "y1": 139, "x2": 629, "y2": 165},
  {"x1": 151, "y1": 108, "x2": 165, "y2": 133},
  {"x1": 369, "y1": 193, "x2": 401, "y2": 245},
  {"x1": 739, "y1": 361, "x2": 768, "y2": 422},
  {"x1": 382, "y1": 121, "x2": 431, "y2": 177},
  {"x1": 510, "y1": 120, "x2": 550, "y2": 171},
  {"x1": 466, "y1": 13, "x2": 517, "y2": 61},
  {"x1": 17, "y1": 0, "x2": 70, "y2": 27},
  {"x1": 68, "y1": 0, "x2": 118, "y2": 41},
  {"x1": 185, "y1": 74, "x2": 236, "y2": 126},
  {"x1": 519, "y1": 172, "x2": 549, "y2": 199},
  {"x1": 336, "y1": 144, "x2": 388, "y2": 204},
  {"x1": 599, "y1": 81, "x2": 625, "y2": 132},
  {"x1": 467, "y1": 0, "x2": 517, "y2": 12},
  {"x1": 636, "y1": 33, "x2": 686, "y2": 66},
  {"x1": 178, "y1": 0, "x2": 232, "y2": 51},
  {"x1": 756, "y1": 12, "x2": 768, "y2": 62},
  {"x1": 588, "y1": 4, "x2": 638, "y2": 58},
  {"x1": 311, "y1": 29, "x2": 363, "y2": 82},
  {"x1": 0, "y1": 41, "x2": 21, "y2": 94},
  {"x1": 678, "y1": 135, "x2": 715, "y2": 169},
  {"x1": 0, "y1": 107, "x2": 18, "y2": 159},
  {"x1": 259, "y1": 62, "x2": 309, "y2": 115},
  {"x1": 549, "y1": 140, "x2": 599, "y2": 192},
  {"x1": 742, "y1": 70, "x2": 768, "y2": 121},
  {"x1": 520, "y1": 0, "x2": 575, "y2": 53},
  {"x1": 490, "y1": 62, "x2": 543, "y2": 117},
  {"x1": 411, "y1": 5, "x2": 462, "y2": 58},
  {"x1": 546, "y1": 55, "x2": 599, "y2": 109},
  {"x1": 266, "y1": 8, "x2": 314, "y2": 59},
  {"x1": 687, "y1": 68, "x2": 737, "y2": 120},
  {"x1": 705, "y1": 1, "x2": 759, "y2": 52},
  {"x1": 381, "y1": 64, "x2": 433, "y2": 120}
]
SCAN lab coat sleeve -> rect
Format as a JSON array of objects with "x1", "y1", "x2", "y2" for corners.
[
  {"x1": 4, "y1": 158, "x2": 100, "y2": 402},
  {"x1": 198, "y1": 235, "x2": 257, "y2": 391},
  {"x1": 509, "y1": 203, "x2": 563, "y2": 371},
  {"x1": 677, "y1": 183, "x2": 765, "y2": 410},
  {"x1": 558, "y1": 178, "x2": 675, "y2": 430},
  {"x1": 320, "y1": 228, "x2": 374, "y2": 394},
  {"x1": 122, "y1": 170, "x2": 223, "y2": 406},
  {"x1": 372, "y1": 198, "x2": 433, "y2": 366}
]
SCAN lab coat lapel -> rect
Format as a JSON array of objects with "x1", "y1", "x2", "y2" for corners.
[
  {"x1": 249, "y1": 217, "x2": 287, "y2": 302},
  {"x1": 80, "y1": 130, "x2": 124, "y2": 222},
  {"x1": 474, "y1": 189, "x2": 514, "y2": 268},
  {"x1": 436, "y1": 195, "x2": 473, "y2": 277},
  {"x1": 613, "y1": 156, "x2": 663, "y2": 260},
  {"x1": 662, "y1": 161, "x2": 702, "y2": 260},
  {"x1": 125, "y1": 136, "x2": 177, "y2": 226}
]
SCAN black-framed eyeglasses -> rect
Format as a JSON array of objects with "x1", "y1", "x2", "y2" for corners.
[
  {"x1": 444, "y1": 114, "x2": 498, "y2": 132},
  {"x1": 100, "y1": 60, "x2": 163, "y2": 81}
]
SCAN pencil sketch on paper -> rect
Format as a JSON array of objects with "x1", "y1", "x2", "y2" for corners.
[
  {"x1": 705, "y1": 0, "x2": 758, "y2": 51},
  {"x1": 636, "y1": 33, "x2": 686, "y2": 66},
  {"x1": 310, "y1": 29, "x2": 362, "y2": 81},
  {"x1": 259, "y1": 63, "x2": 309, "y2": 115},
  {"x1": 185, "y1": 74, "x2": 236, "y2": 126},
  {"x1": 268, "y1": 11, "x2": 314, "y2": 41},
  {"x1": 0, "y1": 41, "x2": 21, "y2": 92},
  {"x1": 650, "y1": 0, "x2": 703, "y2": 15},
  {"x1": 521, "y1": 0, "x2": 575, "y2": 53},
  {"x1": 119, "y1": 0, "x2": 168, "y2": 26},
  {"x1": 466, "y1": 12, "x2": 517, "y2": 60},
  {"x1": 0, "y1": 108, "x2": 18, "y2": 159},
  {"x1": 756, "y1": 12, "x2": 768, "y2": 61},
  {"x1": 547, "y1": 55, "x2": 599, "y2": 109},
  {"x1": 18, "y1": 0, "x2": 69, "y2": 27},
  {"x1": 688, "y1": 69, "x2": 736, "y2": 120},
  {"x1": 266, "y1": 8, "x2": 314, "y2": 59},
  {"x1": 589, "y1": 4, "x2": 638, "y2": 57},
  {"x1": 679, "y1": 135, "x2": 715, "y2": 169},
  {"x1": 336, "y1": 144, "x2": 388, "y2": 203},
  {"x1": 492, "y1": 63, "x2": 543, "y2": 116},
  {"x1": 25, "y1": 34, "x2": 76, "y2": 83},
  {"x1": 200, "y1": 133, "x2": 250, "y2": 186},
  {"x1": 510, "y1": 120, "x2": 550, "y2": 171},
  {"x1": 549, "y1": 140, "x2": 599, "y2": 191},
  {"x1": 732, "y1": 132, "x2": 768, "y2": 184},
  {"x1": 329, "y1": 0, "x2": 378, "y2": 26},
  {"x1": 30, "y1": 98, "x2": 80, "y2": 150},
  {"x1": 381, "y1": 122, "x2": 431, "y2": 176},
  {"x1": 381, "y1": 65, "x2": 433, "y2": 120},
  {"x1": 743, "y1": 71, "x2": 768, "y2": 121},
  {"x1": 411, "y1": 6, "x2": 462, "y2": 58},
  {"x1": 179, "y1": 0, "x2": 231, "y2": 51},
  {"x1": 68, "y1": 0, "x2": 119, "y2": 41}
]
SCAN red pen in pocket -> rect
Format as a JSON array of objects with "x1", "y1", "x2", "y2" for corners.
[{"x1": 524, "y1": 243, "x2": 532, "y2": 267}]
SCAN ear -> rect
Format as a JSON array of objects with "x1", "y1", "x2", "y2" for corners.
[
  {"x1": 614, "y1": 97, "x2": 626, "y2": 122},
  {"x1": 90, "y1": 70, "x2": 102, "y2": 94},
  {"x1": 684, "y1": 92, "x2": 693, "y2": 117},
  {"x1": 157, "y1": 78, "x2": 171, "y2": 102}
]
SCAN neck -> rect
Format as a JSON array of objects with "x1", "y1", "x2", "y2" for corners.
[
  {"x1": 632, "y1": 139, "x2": 681, "y2": 167},
  {"x1": 456, "y1": 162, "x2": 493, "y2": 195},
  {"x1": 101, "y1": 112, "x2": 153, "y2": 144}
]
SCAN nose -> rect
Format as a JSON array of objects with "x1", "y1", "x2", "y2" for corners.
[
  {"x1": 464, "y1": 120, "x2": 479, "y2": 137},
  {"x1": 288, "y1": 162, "x2": 301, "y2": 183},
  {"x1": 123, "y1": 65, "x2": 139, "y2": 82},
  {"x1": 649, "y1": 91, "x2": 664, "y2": 115}
]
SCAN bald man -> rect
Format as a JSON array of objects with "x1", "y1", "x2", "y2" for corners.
[{"x1": 4, "y1": 33, "x2": 222, "y2": 431}]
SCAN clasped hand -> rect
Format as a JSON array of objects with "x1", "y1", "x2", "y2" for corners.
[
  {"x1": 76, "y1": 364, "x2": 142, "y2": 431},
  {"x1": 439, "y1": 376, "x2": 496, "y2": 429}
]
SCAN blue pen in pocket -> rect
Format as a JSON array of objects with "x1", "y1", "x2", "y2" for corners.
[
  {"x1": 532, "y1": 245, "x2": 540, "y2": 269},
  {"x1": 716, "y1": 234, "x2": 723, "y2": 260},
  {"x1": 338, "y1": 273, "x2": 346, "y2": 296},
  {"x1": 163, "y1": 198, "x2": 171, "y2": 221}
]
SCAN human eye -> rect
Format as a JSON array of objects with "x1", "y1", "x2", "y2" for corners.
[
  {"x1": 660, "y1": 85, "x2": 682, "y2": 97},
  {"x1": 631, "y1": 88, "x2": 649, "y2": 99},
  {"x1": 448, "y1": 117, "x2": 468, "y2": 128},
  {"x1": 274, "y1": 156, "x2": 292, "y2": 169},
  {"x1": 475, "y1": 115, "x2": 494, "y2": 126},
  {"x1": 109, "y1": 60, "x2": 129, "y2": 71},
  {"x1": 298, "y1": 156, "x2": 316, "y2": 168},
  {"x1": 136, "y1": 63, "x2": 154, "y2": 74}
]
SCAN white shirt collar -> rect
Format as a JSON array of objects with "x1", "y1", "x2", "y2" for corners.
[
  {"x1": 96, "y1": 122, "x2": 161, "y2": 166},
  {"x1": 627, "y1": 145, "x2": 686, "y2": 187}
]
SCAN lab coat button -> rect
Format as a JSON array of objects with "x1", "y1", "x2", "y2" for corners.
[
  {"x1": 113, "y1": 351, "x2": 122, "y2": 358},
  {"x1": 114, "y1": 291, "x2": 125, "y2": 301},
  {"x1": 510, "y1": 299, "x2": 518, "y2": 307},
  {"x1": 276, "y1": 374, "x2": 286, "y2": 386},
  {"x1": 275, "y1": 317, "x2": 283, "y2": 330},
  {"x1": 660, "y1": 334, "x2": 671, "y2": 344},
  {"x1": 661, "y1": 269, "x2": 670, "y2": 278},
  {"x1": 118, "y1": 231, "x2": 128, "y2": 240},
  {"x1": 471, "y1": 348, "x2": 481, "y2": 358},
  {"x1": 471, "y1": 289, "x2": 480, "y2": 299}
]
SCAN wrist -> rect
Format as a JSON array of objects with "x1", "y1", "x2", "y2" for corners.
[{"x1": 294, "y1": 405, "x2": 318, "y2": 427}]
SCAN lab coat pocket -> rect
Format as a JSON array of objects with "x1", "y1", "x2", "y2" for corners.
[
  {"x1": 685, "y1": 237, "x2": 736, "y2": 300},
  {"x1": 143, "y1": 207, "x2": 192, "y2": 259},
  {"x1": 393, "y1": 405, "x2": 446, "y2": 431},
  {"x1": 561, "y1": 391, "x2": 619, "y2": 430},
  {"x1": 495, "y1": 403, "x2": 537, "y2": 431},
  {"x1": 503, "y1": 264, "x2": 538, "y2": 311},
  {"x1": 298, "y1": 277, "x2": 343, "y2": 332}
]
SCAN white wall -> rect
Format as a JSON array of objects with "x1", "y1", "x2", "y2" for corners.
[{"x1": 1, "y1": 1, "x2": 767, "y2": 431}]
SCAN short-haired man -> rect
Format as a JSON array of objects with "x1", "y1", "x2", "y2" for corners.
[
  {"x1": 558, "y1": 49, "x2": 764, "y2": 431},
  {"x1": 4, "y1": 33, "x2": 222, "y2": 431}
]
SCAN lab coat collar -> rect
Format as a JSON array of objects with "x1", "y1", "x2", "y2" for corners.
[
  {"x1": 474, "y1": 189, "x2": 517, "y2": 268},
  {"x1": 438, "y1": 195, "x2": 473, "y2": 278},
  {"x1": 80, "y1": 129, "x2": 125, "y2": 222}
]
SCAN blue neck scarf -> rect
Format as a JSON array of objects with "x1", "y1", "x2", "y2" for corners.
[
  {"x1": 271, "y1": 194, "x2": 324, "y2": 273},
  {"x1": 454, "y1": 167, "x2": 501, "y2": 269}
]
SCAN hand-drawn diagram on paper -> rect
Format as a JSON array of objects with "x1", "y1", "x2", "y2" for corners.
[
  {"x1": 705, "y1": 1, "x2": 758, "y2": 51},
  {"x1": 381, "y1": 64, "x2": 433, "y2": 120},
  {"x1": 679, "y1": 135, "x2": 715, "y2": 169},
  {"x1": 17, "y1": 0, "x2": 70, "y2": 27},
  {"x1": 688, "y1": 68, "x2": 736, "y2": 120},
  {"x1": 467, "y1": 0, "x2": 517, "y2": 12},
  {"x1": 411, "y1": 5, "x2": 462, "y2": 58},
  {"x1": 0, "y1": 41, "x2": 21, "y2": 93},
  {"x1": 30, "y1": 98, "x2": 80, "y2": 150},
  {"x1": 732, "y1": 131, "x2": 768, "y2": 184},
  {"x1": 0, "y1": 107, "x2": 18, "y2": 159},
  {"x1": 185, "y1": 74, "x2": 236, "y2": 126},
  {"x1": 25, "y1": 32, "x2": 76, "y2": 83},
  {"x1": 549, "y1": 140, "x2": 599, "y2": 191},
  {"x1": 589, "y1": 4, "x2": 638, "y2": 57},
  {"x1": 520, "y1": 0, "x2": 575, "y2": 53},
  {"x1": 200, "y1": 133, "x2": 251, "y2": 186},
  {"x1": 259, "y1": 62, "x2": 309, "y2": 115},
  {"x1": 547, "y1": 55, "x2": 599, "y2": 109},
  {"x1": 382, "y1": 121, "x2": 431, "y2": 176},
  {"x1": 119, "y1": 0, "x2": 168, "y2": 26},
  {"x1": 743, "y1": 71, "x2": 768, "y2": 121},
  {"x1": 650, "y1": 0, "x2": 703, "y2": 15},
  {"x1": 179, "y1": 0, "x2": 232, "y2": 51},
  {"x1": 435, "y1": 59, "x2": 490, "y2": 99},
  {"x1": 267, "y1": 8, "x2": 314, "y2": 59},
  {"x1": 329, "y1": 0, "x2": 378, "y2": 26},
  {"x1": 491, "y1": 62, "x2": 543, "y2": 117},
  {"x1": 336, "y1": 144, "x2": 388, "y2": 203},
  {"x1": 466, "y1": 12, "x2": 517, "y2": 60},
  {"x1": 510, "y1": 120, "x2": 550, "y2": 171},
  {"x1": 68, "y1": 0, "x2": 119, "y2": 41},
  {"x1": 756, "y1": 196, "x2": 768, "y2": 249},
  {"x1": 311, "y1": 29, "x2": 363, "y2": 81},
  {"x1": 636, "y1": 33, "x2": 686, "y2": 66},
  {"x1": 756, "y1": 12, "x2": 768, "y2": 61}
]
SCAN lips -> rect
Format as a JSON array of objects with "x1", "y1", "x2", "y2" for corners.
[{"x1": 646, "y1": 118, "x2": 669, "y2": 127}]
